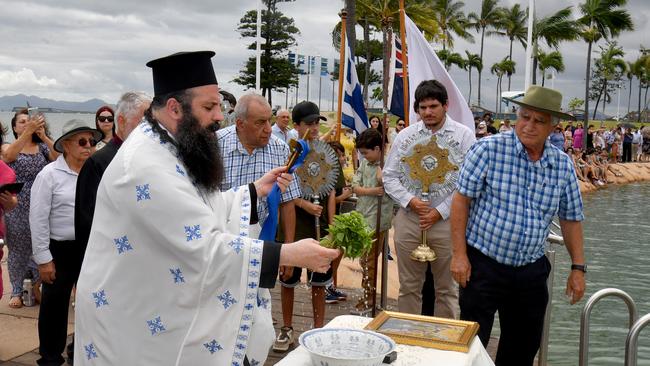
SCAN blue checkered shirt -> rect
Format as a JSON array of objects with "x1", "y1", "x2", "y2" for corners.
[
  {"x1": 457, "y1": 131, "x2": 584, "y2": 267},
  {"x1": 217, "y1": 125, "x2": 301, "y2": 225}
]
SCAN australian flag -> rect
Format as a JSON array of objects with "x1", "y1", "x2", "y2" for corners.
[
  {"x1": 388, "y1": 34, "x2": 407, "y2": 119},
  {"x1": 341, "y1": 35, "x2": 369, "y2": 134}
]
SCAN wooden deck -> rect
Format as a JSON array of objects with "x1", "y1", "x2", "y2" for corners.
[{"x1": 0, "y1": 286, "x2": 499, "y2": 365}]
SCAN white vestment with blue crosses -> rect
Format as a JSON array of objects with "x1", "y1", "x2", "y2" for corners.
[{"x1": 74, "y1": 122, "x2": 274, "y2": 366}]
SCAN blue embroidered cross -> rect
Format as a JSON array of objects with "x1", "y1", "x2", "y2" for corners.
[
  {"x1": 136, "y1": 184, "x2": 151, "y2": 201},
  {"x1": 175, "y1": 165, "x2": 185, "y2": 176},
  {"x1": 250, "y1": 360, "x2": 260, "y2": 366},
  {"x1": 250, "y1": 259, "x2": 260, "y2": 267},
  {"x1": 244, "y1": 303, "x2": 254, "y2": 311},
  {"x1": 247, "y1": 282, "x2": 258, "y2": 290},
  {"x1": 257, "y1": 295, "x2": 270, "y2": 309},
  {"x1": 240, "y1": 324, "x2": 250, "y2": 331},
  {"x1": 184, "y1": 225, "x2": 202, "y2": 241},
  {"x1": 232, "y1": 360, "x2": 242, "y2": 366},
  {"x1": 217, "y1": 290, "x2": 237, "y2": 310},
  {"x1": 113, "y1": 235, "x2": 133, "y2": 254},
  {"x1": 169, "y1": 268, "x2": 185, "y2": 283},
  {"x1": 236, "y1": 343, "x2": 246, "y2": 350},
  {"x1": 146, "y1": 316, "x2": 166, "y2": 335},
  {"x1": 228, "y1": 237, "x2": 244, "y2": 254},
  {"x1": 240, "y1": 215, "x2": 249, "y2": 222},
  {"x1": 203, "y1": 339, "x2": 223, "y2": 354},
  {"x1": 84, "y1": 343, "x2": 98, "y2": 360},
  {"x1": 92, "y1": 290, "x2": 109, "y2": 308}
]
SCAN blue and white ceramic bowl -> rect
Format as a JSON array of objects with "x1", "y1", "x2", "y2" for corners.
[{"x1": 299, "y1": 328, "x2": 396, "y2": 366}]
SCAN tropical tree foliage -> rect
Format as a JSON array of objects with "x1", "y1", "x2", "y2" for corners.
[
  {"x1": 531, "y1": 6, "x2": 579, "y2": 85},
  {"x1": 491, "y1": 57, "x2": 515, "y2": 114},
  {"x1": 590, "y1": 42, "x2": 626, "y2": 117},
  {"x1": 499, "y1": 3, "x2": 528, "y2": 90},
  {"x1": 578, "y1": 0, "x2": 633, "y2": 134},
  {"x1": 467, "y1": 0, "x2": 505, "y2": 107},
  {"x1": 537, "y1": 50, "x2": 565, "y2": 87},
  {"x1": 436, "y1": 49, "x2": 466, "y2": 71},
  {"x1": 432, "y1": 0, "x2": 474, "y2": 51},
  {"x1": 465, "y1": 51, "x2": 482, "y2": 106}
]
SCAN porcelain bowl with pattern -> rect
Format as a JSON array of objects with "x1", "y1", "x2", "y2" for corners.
[{"x1": 299, "y1": 328, "x2": 396, "y2": 366}]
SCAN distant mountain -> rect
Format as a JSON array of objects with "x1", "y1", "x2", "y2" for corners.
[{"x1": 0, "y1": 94, "x2": 111, "y2": 113}]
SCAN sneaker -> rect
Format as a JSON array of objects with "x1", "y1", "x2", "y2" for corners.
[
  {"x1": 327, "y1": 286, "x2": 347, "y2": 301},
  {"x1": 272, "y1": 326, "x2": 294, "y2": 352},
  {"x1": 325, "y1": 291, "x2": 339, "y2": 304}
]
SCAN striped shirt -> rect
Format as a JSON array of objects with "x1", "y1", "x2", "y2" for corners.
[
  {"x1": 457, "y1": 131, "x2": 584, "y2": 267},
  {"x1": 217, "y1": 126, "x2": 301, "y2": 225}
]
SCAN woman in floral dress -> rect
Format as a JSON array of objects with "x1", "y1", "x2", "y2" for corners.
[{"x1": 1, "y1": 109, "x2": 57, "y2": 308}]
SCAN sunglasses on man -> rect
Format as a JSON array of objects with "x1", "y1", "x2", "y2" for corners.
[
  {"x1": 97, "y1": 116, "x2": 114, "y2": 123},
  {"x1": 77, "y1": 137, "x2": 98, "y2": 148}
]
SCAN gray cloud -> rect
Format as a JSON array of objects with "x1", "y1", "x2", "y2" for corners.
[{"x1": 0, "y1": 0, "x2": 647, "y2": 116}]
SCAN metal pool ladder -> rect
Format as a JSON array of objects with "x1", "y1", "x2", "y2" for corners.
[{"x1": 578, "y1": 288, "x2": 638, "y2": 366}]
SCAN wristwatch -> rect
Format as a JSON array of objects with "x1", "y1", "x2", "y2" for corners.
[{"x1": 571, "y1": 264, "x2": 587, "y2": 273}]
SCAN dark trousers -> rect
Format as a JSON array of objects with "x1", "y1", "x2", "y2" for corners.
[
  {"x1": 421, "y1": 263, "x2": 436, "y2": 316},
  {"x1": 623, "y1": 142, "x2": 632, "y2": 163},
  {"x1": 460, "y1": 246, "x2": 550, "y2": 366},
  {"x1": 37, "y1": 240, "x2": 83, "y2": 366}
]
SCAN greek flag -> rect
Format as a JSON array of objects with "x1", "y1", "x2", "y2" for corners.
[{"x1": 341, "y1": 36, "x2": 368, "y2": 134}]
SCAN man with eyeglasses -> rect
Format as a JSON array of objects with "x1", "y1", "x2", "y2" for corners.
[
  {"x1": 217, "y1": 94, "x2": 301, "y2": 240},
  {"x1": 451, "y1": 86, "x2": 586, "y2": 365}
]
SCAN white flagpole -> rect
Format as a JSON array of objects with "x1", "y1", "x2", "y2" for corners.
[
  {"x1": 255, "y1": 0, "x2": 262, "y2": 93},
  {"x1": 524, "y1": 0, "x2": 535, "y2": 90}
]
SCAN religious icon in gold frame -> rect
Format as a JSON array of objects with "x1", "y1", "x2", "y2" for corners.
[{"x1": 365, "y1": 311, "x2": 480, "y2": 352}]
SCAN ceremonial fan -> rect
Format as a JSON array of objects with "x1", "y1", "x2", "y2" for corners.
[
  {"x1": 400, "y1": 132, "x2": 460, "y2": 262},
  {"x1": 295, "y1": 139, "x2": 340, "y2": 241}
]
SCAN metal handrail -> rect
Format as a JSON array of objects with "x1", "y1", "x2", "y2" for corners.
[
  {"x1": 625, "y1": 313, "x2": 650, "y2": 366},
  {"x1": 579, "y1": 288, "x2": 638, "y2": 366}
]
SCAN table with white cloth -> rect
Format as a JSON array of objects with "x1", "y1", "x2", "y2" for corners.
[{"x1": 275, "y1": 315, "x2": 495, "y2": 366}]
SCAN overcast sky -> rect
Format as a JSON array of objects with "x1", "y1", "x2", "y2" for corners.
[{"x1": 0, "y1": 0, "x2": 648, "y2": 116}]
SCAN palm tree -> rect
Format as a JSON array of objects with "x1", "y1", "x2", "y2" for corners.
[
  {"x1": 500, "y1": 4, "x2": 528, "y2": 90},
  {"x1": 467, "y1": 0, "x2": 505, "y2": 107},
  {"x1": 437, "y1": 49, "x2": 465, "y2": 71},
  {"x1": 465, "y1": 51, "x2": 482, "y2": 106},
  {"x1": 537, "y1": 50, "x2": 565, "y2": 87},
  {"x1": 578, "y1": 0, "x2": 633, "y2": 140},
  {"x1": 592, "y1": 42, "x2": 626, "y2": 117},
  {"x1": 531, "y1": 6, "x2": 580, "y2": 85},
  {"x1": 432, "y1": 0, "x2": 474, "y2": 51},
  {"x1": 358, "y1": 0, "x2": 442, "y2": 118},
  {"x1": 491, "y1": 57, "x2": 515, "y2": 114},
  {"x1": 632, "y1": 54, "x2": 649, "y2": 122},
  {"x1": 625, "y1": 60, "x2": 634, "y2": 115}
]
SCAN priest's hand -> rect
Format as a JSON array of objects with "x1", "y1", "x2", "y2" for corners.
[
  {"x1": 280, "y1": 239, "x2": 340, "y2": 274},
  {"x1": 254, "y1": 166, "x2": 292, "y2": 197},
  {"x1": 38, "y1": 261, "x2": 56, "y2": 284}
]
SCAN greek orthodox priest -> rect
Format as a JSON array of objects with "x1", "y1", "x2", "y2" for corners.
[{"x1": 74, "y1": 51, "x2": 338, "y2": 366}]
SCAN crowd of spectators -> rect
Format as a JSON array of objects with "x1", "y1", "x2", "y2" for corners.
[{"x1": 473, "y1": 113, "x2": 649, "y2": 186}]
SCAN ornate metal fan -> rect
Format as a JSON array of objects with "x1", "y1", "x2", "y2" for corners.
[{"x1": 296, "y1": 139, "x2": 340, "y2": 200}]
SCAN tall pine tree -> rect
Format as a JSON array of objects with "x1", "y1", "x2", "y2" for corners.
[{"x1": 234, "y1": 0, "x2": 299, "y2": 105}]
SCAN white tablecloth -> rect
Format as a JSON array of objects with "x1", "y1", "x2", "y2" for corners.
[{"x1": 275, "y1": 315, "x2": 495, "y2": 366}]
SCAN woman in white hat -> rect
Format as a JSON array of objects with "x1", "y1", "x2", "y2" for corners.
[{"x1": 29, "y1": 119, "x2": 101, "y2": 365}]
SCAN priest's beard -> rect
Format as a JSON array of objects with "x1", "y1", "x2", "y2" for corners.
[{"x1": 174, "y1": 106, "x2": 223, "y2": 193}]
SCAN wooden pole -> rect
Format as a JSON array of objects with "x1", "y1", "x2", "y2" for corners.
[
  {"x1": 336, "y1": 10, "x2": 347, "y2": 142},
  {"x1": 399, "y1": 0, "x2": 410, "y2": 126}
]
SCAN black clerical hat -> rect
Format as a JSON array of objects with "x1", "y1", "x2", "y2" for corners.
[{"x1": 146, "y1": 51, "x2": 218, "y2": 96}]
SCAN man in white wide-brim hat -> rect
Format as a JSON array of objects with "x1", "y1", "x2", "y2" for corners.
[{"x1": 450, "y1": 85, "x2": 586, "y2": 366}]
